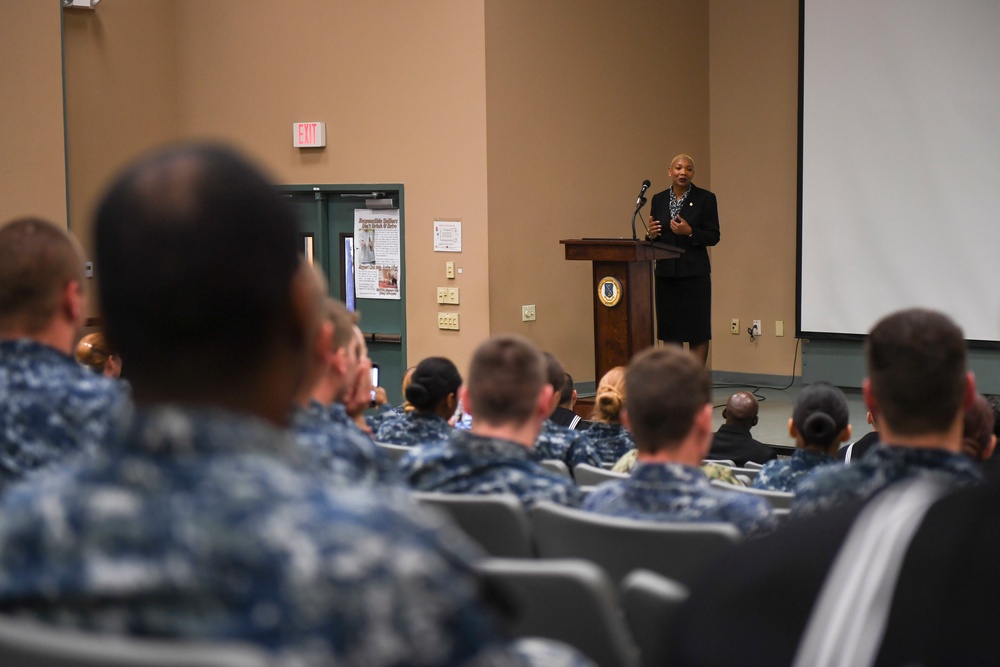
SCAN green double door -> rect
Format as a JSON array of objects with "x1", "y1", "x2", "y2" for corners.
[{"x1": 280, "y1": 185, "x2": 406, "y2": 406}]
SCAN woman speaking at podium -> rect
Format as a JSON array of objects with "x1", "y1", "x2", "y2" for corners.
[{"x1": 646, "y1": 154, "x2": 721, "y2": 366}]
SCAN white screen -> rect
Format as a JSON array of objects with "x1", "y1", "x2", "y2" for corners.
[{"x1": 799, "y1": 0, "x2": 1000, "y2": 341}]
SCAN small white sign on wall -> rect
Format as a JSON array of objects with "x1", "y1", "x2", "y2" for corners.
[{"x1": 434, "y1": 220, "x2": 462, "y2": 252}]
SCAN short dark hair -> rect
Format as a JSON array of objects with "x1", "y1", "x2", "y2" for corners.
[
  {"x1": 792, "y1": 382, "x2": 849, "y2": 448},
  {"x1": 95, "y1": 144, "x2": 301, "y2": 392},
  {"x1": 866, "y1": 308, "x2": 967, "y2": 436},
  {"x1": 467, "y1": 335, "x2": 545, "y2": 426},
  {"x1": 626, "y1": 347, "x2": 711, "y2": 452},
  {"x1": 0, "y1": 218, "x2": 82, "y2": 335},
  {"x1": 558, "y1": 372, "x2": 575, "y2": 406},
  {"x1": 405, "y1": 357, "x2": 462, "y2": 412},
  {"x1": 962, "y1": 394, "x2": 994, "y2": 462},
  {"x1": 542, "y1": 352, "x2": 565, "y2": 390}
]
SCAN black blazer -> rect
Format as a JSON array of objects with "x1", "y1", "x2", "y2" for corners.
[{"x1": 649, "y1": 183, "x2": 720, "y2": 277}]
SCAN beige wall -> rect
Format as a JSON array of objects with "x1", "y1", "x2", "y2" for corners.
[
  {"x1": 7, "y1": 0, "x2": 802, "y2": 379},
  {"x1": 485, "y1": 0, "x2": 710, "y2": 383},
  {"x1": 63, "y1": 0, "x2": 180, "y2": 316},
  {"x1": 0, "y1": 1, "x2": 66, "y2": 228},
  {"x1": 708, "y1": 0, "x2": 800, "y2": 377},
  {"x1": 171, "y1": 1, "x2": 491, "y2": 371}
]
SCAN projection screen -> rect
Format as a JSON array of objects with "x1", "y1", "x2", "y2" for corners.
[{"x1": 798, "y1": 0, "x2": 1000, "y2": 342}]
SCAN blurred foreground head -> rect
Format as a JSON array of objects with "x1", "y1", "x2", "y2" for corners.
[{"x1": 95, "y1": 143, "x2": 317, "y2": 423}]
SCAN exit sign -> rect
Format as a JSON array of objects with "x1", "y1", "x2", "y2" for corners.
[{"x1": 293, "y1": 122, "x2": 326, "y2": 148}]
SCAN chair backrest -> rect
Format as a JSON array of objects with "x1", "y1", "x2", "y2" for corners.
[
  {"x1": 530, "y1": 502, "x2": 741, "y2": 586},
  {"x1": 0, "y1": 615, "x2": 271, "y2": 667},
  {"x1": 729, "y1": 466, "x2": 760, "y2": 481},
  {"x1": 620, "y1": 570, "x2": 690, "y2": 667},
  {"x1": 742, "y1": 460, "x2": 764, "y2": 470},
  {"x1": 411, "y1": 492, "x2": 534, "y2": 558},
  {"x1": 477, "y1": 558, "x2": 640, "y2": 667},
  {"x1": 375, "y1": 441, "x2": 411, "y2": 462},
  {"x1": 539, "y1": 459, "x2": 571, "y2": 478},
  {"x1": 703, "y1": 458, "x2": 736, "y2": 467},
  {"x1": 710, "y1": 480, "x2": 796, "y2": 509},
  {"x1": 573, "y1": 463, "x2": 628, "y2": 486}
]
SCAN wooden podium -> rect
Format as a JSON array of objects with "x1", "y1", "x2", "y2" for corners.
[{"x1": 560, "y1": 238, "x2": 683, "y2": 383}]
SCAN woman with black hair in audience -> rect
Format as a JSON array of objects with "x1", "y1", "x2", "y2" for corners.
[
  {"x1": 574, "y1": 366, "x2": 635, "y2": 465},
  {"x1": 753, "y1": 382, "x2": 850, "y2": 492},
  {"x1": 374, "y1": 357, "x2": 460, "y2": 448}
]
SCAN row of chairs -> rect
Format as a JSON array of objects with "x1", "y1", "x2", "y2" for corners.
[
  {"x1": 481, "y1": 558, "x2": 687, "y2": 667},
  {"x1": 0, "y1": 559, "x2": 685, "y2": 667},
  {"x1": 414, "y1": 494, "x2": 741, "y2": 587}
]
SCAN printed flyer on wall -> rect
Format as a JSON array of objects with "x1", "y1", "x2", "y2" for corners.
[{"x1": 354, "y1": 209, "x2": 400, "y2": 300}]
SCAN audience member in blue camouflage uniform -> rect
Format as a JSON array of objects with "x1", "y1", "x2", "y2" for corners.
[
  {"x1": 399, "y1": 335, "x2": 585, "y2": 508},
  {"x1": 367, "y1": 365, "x2": 416, "y2": 432},
  {"x1": 0, "y1": 144, "x2": 571, "y2": 666},
  {"x1": 792, "y1": 309, "x2": 984, "y2": 518},
  {"x1": 574, "y1": 366, "x2": 636, "y2": 464},
  {"x1": 0, "y1": 218, "x2": 125, "y2": 491},
  {"x1": 376, "y1": 356, "x2": 460, "y2": 447},
  {"x1": 534, "y1": 353, "x2": 602, "y2": 469},
  {"x1": 583, "y1": 346, "x2": 775, "y2": 536},
  {"x1": 292, "y1": 295, "x2": 388, "y2": 484},
  {"x1": 753, "y1": 382, "x2": 850, "y2": 493}
]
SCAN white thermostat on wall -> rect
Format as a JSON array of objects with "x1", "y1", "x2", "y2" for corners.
[{"x1": 293, "y1": 122, "x2": 326, "y2": 148}]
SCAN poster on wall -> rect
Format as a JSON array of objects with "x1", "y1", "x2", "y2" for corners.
[{"x1": 354, "y1": 209, "x2": 401, "y2": 300}]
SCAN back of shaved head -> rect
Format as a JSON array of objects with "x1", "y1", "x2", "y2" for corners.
[{"x1": 724, "y1": 391, "x2": 759, "y2": 427}]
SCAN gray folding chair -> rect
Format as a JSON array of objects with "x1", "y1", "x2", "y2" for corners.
[
  {"x1": 530, "y1": 502, "x2": 740, "y2": 586},
  {"x1": 539, "y1": 459, "x2": 572, "y2": 478},
  {"x1": 375, "y1": 441, "x2": 411, "y2": 463},
  {"x1": 478, "y1": 558, "x2": 640, "y2": 667},
  {"x1": 0, "y1": 614, "x2": 271, "y2": 667},
  {"x1": 729, "y1": 466, "x2": 760, "y2": 481},
  {"x1": 620, "y1": 570, "x2": 690, "y2": 667},
  {"x1": 412, "y1": 492, "x2": 534, "y2": 557},
  {"x1": 573, "y1": 463, "x2": 628, "y2": 486},
  {"x1": 742, "y1": 460, "x2": 765, "y2": 470},
  {"x1": 710, "y1": 479, "x2": 795, "y2": 509}
]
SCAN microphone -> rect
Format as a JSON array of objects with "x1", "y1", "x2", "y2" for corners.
[
  {"x1": 635, "y1": 179, "x2": 651, "y2": 208},
  {"x1": 631, "y1": 179, "x2": 650, "y2": 241}
]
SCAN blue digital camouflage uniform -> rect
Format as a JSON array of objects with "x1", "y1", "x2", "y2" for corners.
[
  {"x1": 534, "y1": 419, "x2": 602, "y2": 469},
  {"x1": 752, "y1": 448, "x2": 837, "y2": 493},
  {"x1": 573, "y1": 422, "x2": 635, "y2": 465},
  {"x1": 366, "y1": 402, "x2": 404, "y2": 432},
  {"x1": 375, "y1": 411, "x2": 453, "y2": 448},
  {"x1": 291, "y1": 400, "x2": 389, "y2": 485},
  {"x1": 398, "y1": 429, "x2": 585, "y2": 508},
  {"x1": 0, "y1": 338, "x2": 125, "y2": 491},
  {"x1": 791, "y1": 444, "x2": 982, "y2": 518},
  {"x1": 0, "y1": 405, "x2": 571, "y2": 667},
  {"x1": 581, "y1": 462, "x2": 776, "y2": 536}
]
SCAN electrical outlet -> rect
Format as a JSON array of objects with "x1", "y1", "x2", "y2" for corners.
[
  {"x1": 522, "y1": 305, "x2": 536, "y2": 322},
  {"x1": 436, "y1": 287, "x2": 448, "y2": 304},
  {"x1": 445, "y1": 287, "x2": 460, "y2": 304},
  {"x1": 437, "y1": 312, "x2": 460, "y2": 330},
  {"x1": 730, "y1": 318, "x2": 740, "y2": 335},
  {"x1": 446, "y1": 261, "x2": 455, "y2": 279},
  {"x1": 752, "y1": 320, "x2": 761, "y2": 336},
  {"x1": 776, "y1": 320, "x2": 784, "y2": 337}
]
